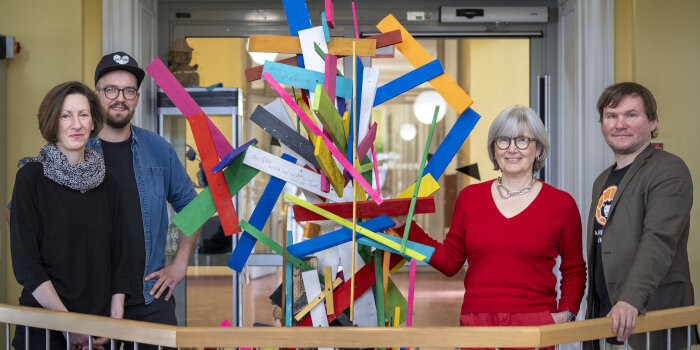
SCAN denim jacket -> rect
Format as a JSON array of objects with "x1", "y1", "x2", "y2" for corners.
[{"x1": 87, "y1": 125, "x2": 196, "y2": 304}]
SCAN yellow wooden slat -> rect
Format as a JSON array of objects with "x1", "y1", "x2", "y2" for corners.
[
  {"x1": 249, "y1": 35, "x2": 376, "y2": 57},
  {"x1": 376, "y1": 14, "x2": 473, "y2": 113}
]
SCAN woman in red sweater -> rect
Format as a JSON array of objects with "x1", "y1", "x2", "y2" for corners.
[{"x1": 404, "y1": 105, "x2": 586, "y2": 350}]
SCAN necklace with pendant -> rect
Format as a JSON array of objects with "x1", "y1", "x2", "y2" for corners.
[{"x1": 497, "y1": 175, "x2": 537, "y2": 199}]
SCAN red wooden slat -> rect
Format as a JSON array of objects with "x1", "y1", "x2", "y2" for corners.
[{"x1": 292, "y1": 197, "x2": 435, "y2": 221}]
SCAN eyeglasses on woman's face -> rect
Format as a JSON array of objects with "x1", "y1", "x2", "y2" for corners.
[{"x1": 494, "y1": 136, "x2": 536, "y2": 150}]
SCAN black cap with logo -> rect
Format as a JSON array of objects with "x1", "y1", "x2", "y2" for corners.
[{"x1": 94, "y1": 51, "x2": 146, "y2": 87}]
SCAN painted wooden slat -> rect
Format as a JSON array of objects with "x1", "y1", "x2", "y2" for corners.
[
  {"x1": 301, "y1": 270, "x2": 330, "y2": 329},
  {"x1": 393, "y1": 306, "x2": 401, "y2": 327},
  {"x1": 327, "y1": 37, "x2": 376, "y2": 57},
  {"x1": 314, "y1": 137, "x2": 345, "y2": 197},
  {"x1": 400, "y1": 106, "x2": 439, "y2": 253},
  {"x1": 382, "y1": 250, "x2": 390, "y2": 313},
  {"x1": 292, "y1": 196, "x2": 435, "y2": 221},
  {"x1": 342, "y1": 111, "x2": 349, "y2": 144},
  {"x1": 324, "y1": 0, "x2": 335, "y2": 28},
  {"x1": 264, "y1": 98, "x2": 295, "y2": 129},
  {"x1": 282, "y1": 0, "x2": 312, "y2": 68},
  {"x1": 299, "y1": 26, "x2": 327, "y2": 73},
  {"x1": 262, "y1": 61, "x2": 353, "y2": 99},
  {"x1": 205, "y1": 117, "x2": 235, "y2": 160},
  {"x1": 282, "y1": 0, "x2": 312, "y2": 36},
  {"x1": 250, "y1": 105, "x2": 320, "y2": 169},
  {"x1": 376, "y1": 14, "x2": 473, "y2": 113},
  {"x1": 323, "y1": 266, "x2": 334, "y2": 314},
  {"x1": 212, "y1": 139, "x2": 258, "y2": 173},
  {"x1": 286, "y1": 216, "x2": 395, "y2": 258},
  {"x1": 284, "y1": 194, "x2": 426, "y2": 261},
  {"x1": 285, "y1": 209, "x2": 294, "y2": 327},
  {"x1": 321, "y1": 12, "x2": 330, "y2": 42},
  {"x1": 245, "y1": 56, "x2": 299, "y2": 82},
  {"x1": 366, "y1": 30, "x2": 402, "y2": 48},
  {"x1": 406, "y1": 259, "x2": 417, "y2": 327},
  {"x1": 172, "y1": 149, "x2": 258, "y2": 237},
  {"x1": 312, "y1": 84, "x2": 346, "y2": 151},
  {"x1": 423, "y1": 107, "x2": 481, "y2": 181},
  {"x1": 296, "y1": 253, "x2": 405, "y2": 326},
  {"x1": 397, "y1": 173, "x2": 441, "y2": 199},
  {"x1": 374, "y1": 250, "x2": 386, "y2": 326},
  {"x1": 145, "y1": 58, "x2": 233, "y2": 159},
  {"x1": 357, "y1": 160, "x2": 383, "y2": 174},
  {"x1": 186, "y1": 112, "x2": 241, "y2": 236},
  {"x1": 243, "y1": 146, "x2": 350, "y2": 202},
  {"x1": 303, "y1": 222, "x2": 321, "y2": 239},
  {"x1": 263, "y1": 71, "x2": 383, "y2": 204},
  {"x1": 293, "y1": 277, "x2": 342, "y2": 322},
  {"x1": 324, "y1": 54, "x2": 337, "y2": 106},
  {"x1": 384, "y1": 278, "x2": 408, "y2": 326},
  {"x1": 249, "y1": 35, "x2": 376, "y2": 57},
  {"x1": 356, "y1": 231, "x2": 434, "y2": 262},
  {"x1": 358, "y1": 67, "x2": 380, "y2": 143},
  {"x1": 357, "y1": 122, "x2": 377, "y2": 163},
  {"x1": 236, "y1": 220, "x2": 314, "y2": 272},
  {"x1": 227, "y1": 153, "x2": 296, "y2": 272},
  {"x1": 373, "y1": 59, "x2": 444, "y2": 107},
  {"x1": 294, "y1": 95, "x2": 319, "y2": 144}
]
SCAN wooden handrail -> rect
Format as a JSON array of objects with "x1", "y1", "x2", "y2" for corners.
[{"x1": 1, "y1": 303, "x2": 698, "y2": 348}]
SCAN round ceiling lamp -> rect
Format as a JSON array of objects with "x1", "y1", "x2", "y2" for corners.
[
  {"x1": 400, "y1": 123, "x2": 417, "y2": 141},
  {"x1": 413, "y1": 91, "x2": 447, "y2": 125}
]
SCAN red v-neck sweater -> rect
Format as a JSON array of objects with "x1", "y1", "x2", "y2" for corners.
[{"x1": 408, "y1": 179, "x2": 586, "y2": 316}]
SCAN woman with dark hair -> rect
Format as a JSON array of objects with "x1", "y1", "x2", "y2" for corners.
[
  {"x1": 10, "y1": 81, "x2": 128, "y2": 350},
  {"x1": 402, "y1": 105, "x2": 586, "y2": 350}
]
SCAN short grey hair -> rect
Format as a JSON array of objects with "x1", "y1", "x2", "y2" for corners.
[{"x1": 487, "y1": 105, "x2": 550, "y2": 173}]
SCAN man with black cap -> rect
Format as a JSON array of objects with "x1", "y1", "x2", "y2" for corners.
[{"x1": 88, "y1": 52, "x2": 199, "y2": 346}]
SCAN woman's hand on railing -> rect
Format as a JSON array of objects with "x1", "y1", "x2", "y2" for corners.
[
  {"x1": 550, "y1": 311, "x2": 569, "y2": 324},
  {"x1": 65, "y1": 332, "x2": 109, "y2": 350}
]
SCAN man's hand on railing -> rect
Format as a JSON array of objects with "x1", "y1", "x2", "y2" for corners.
[
  {"x1": 145, "y1": 259, "x2": 187, "y2": 301},
  {"x1": 607, "y1": 300, "x2": 639, "y2": 342}
]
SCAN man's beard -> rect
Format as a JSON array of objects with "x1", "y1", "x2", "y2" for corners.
[{"x1": 105, "y1": 102, "x2": 135, "y2": 129}]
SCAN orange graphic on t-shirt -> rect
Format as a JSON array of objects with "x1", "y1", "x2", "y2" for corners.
[{"x1": 595, "y1": 185, "x2": 617, "y2": 226}]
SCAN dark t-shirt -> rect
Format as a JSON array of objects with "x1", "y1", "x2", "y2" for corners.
[
  {"x1": 592, "y1": 164, "x2": 629, "y2": 344},
  {"x1": 102, "y1": 136, "x2": 147, "y2": 305}
]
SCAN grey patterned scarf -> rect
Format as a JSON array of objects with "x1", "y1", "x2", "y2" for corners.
[{"x1": 18, "y1": 143, "x2": 105, "y2": 193}]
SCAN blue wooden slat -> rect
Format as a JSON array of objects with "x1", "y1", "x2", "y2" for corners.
[
  {"x1": 373, "y1": 60, "x2": 444, "y2": 107},
  {"x1": 282, "y1": 0, "x2": 312, "y2": 69},
  {"x1": 227, "y1": 154, "x2": 297, "y2": 272},
  {"x1": 287, "y1": 216, "x2": 394, "y2": 257},
  {"x1": 262, "y1": 61, "x2": 353, "y2": 99},
  {"x1": 423, "y1": 107, "x2": 481, "y2": 181},
  {"x1": 212, "y1": 139, "x2": 258, "y2": 173}
]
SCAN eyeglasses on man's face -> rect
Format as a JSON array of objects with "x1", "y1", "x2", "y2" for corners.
[
  {"x1": 494, "y1": 136, "x2": 536, "y2": 150},
  {"x1": 98, "y1": 85, "x2": 139, "y2": 100}
]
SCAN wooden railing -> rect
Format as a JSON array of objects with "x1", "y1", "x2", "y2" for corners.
[{"x1": 1, "y1": 303, "x2": 698, "y2": 348}]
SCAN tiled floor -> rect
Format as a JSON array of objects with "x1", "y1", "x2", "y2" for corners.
[{"x1": 186, "y1": 267, "x2": 466, "y2": 328}]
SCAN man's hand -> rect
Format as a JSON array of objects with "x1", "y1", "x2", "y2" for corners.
[
  {"x1": 145, "y1": 260, "x2": 187, "y2": 300},
  {"x1": 607, "y1": 301, "x2": 639, "y2": 342}
]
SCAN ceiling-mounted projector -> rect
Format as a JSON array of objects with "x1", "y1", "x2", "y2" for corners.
[{"x1": 440, "y1": 7, "x2": 548, "y2": 23}]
